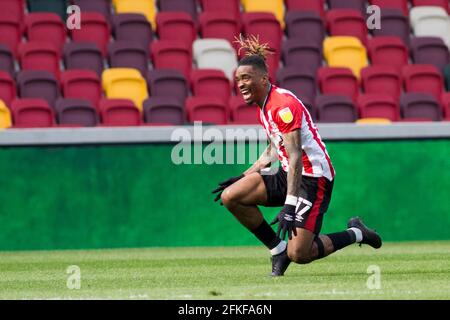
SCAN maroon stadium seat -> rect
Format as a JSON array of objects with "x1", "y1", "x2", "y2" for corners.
[
  {"x1": 156, "y1": 12, "x2": 197, "y2": 47},
  {"x1": 367, "y1": 36, "x2": 409, "y2": 72},
  {"x1": 63, "y1": 42, "x2": 104, "y2": 77},
  {"x1": 17, "y1": 70, "x2": 60, "y2": 108},
  {"x1": 190, "y1": 69, "x2": 231, "y2": 104},
  {"x1": 146, "y1": 69, "x2": 189, "y2": 103},
  {"x1": 25, "y1": 13, "x2": 67, "y2": 51},
  {"x1": 361, "y1": 65, "x2": 403, "y2": 99},
  {"x1": 60, "y1": 70, "x2": 102, "y2": 108},
  {"x1": 282, "y1": 39, "x2": 323, "y2": 72},
  {"x1": 402, "y1": 64, "x2": 444, "y2": 100},
  {"x1": 199, "y1": 0, "x2": 241, "y2": 20},
  {"x1": 11, "y1": 98, "x2": 55, "y2": 128},
  {"x1": 316, "y1": 94, "x2": 358, "y2": 123},
  {"x1": 72, "y1": 0, "x2": 112, "y2": 22},
  {"x1": 328, "y1": 0, "x2": 367, "y2": 14},
  {"x1": 0, "y1": 44, "x2": 15, "y2": 77},
  {"x1": 358, "y1": 94, "x2": 401, "y2": 121},
  {"x1": 157, "y1": 0, "x2": 198, "y2": 21},
  {"x1": 318, "y1": 67, "x2": 359, "y2": 102},
  {"x1": 285, "y1": 0, "x2": 326, "y2": 19},
  {"x1": 198, "y1": 12, "x2": 242, "y2": 52},
  {"x1": 186, "y1": 96, "x2": 228, "y2": 124},
  {"x1": 0, "y1": 15, "x2": 22, "y2": 57},
  {"x1": 99, "y1": 98, "x2": 142, "y2": 126},
  {"x1": 112, "y1": 14, "x2": 153, "y2": 50},
  {"x1": 0, "y1": 71, "x2": 17, "y2": 108},
  {"x1": 143, "y1": 97, "x2": 186, "y2": 125},
  {"x1": 151, "y1": 40, "x2": 193, "y2": 79},
  {"x1": 285, "y1": 12, "x2": 325, "y2": 46},
  {"x1": 55, "y1": 98, "x2": 99, "y2": 127},
  {"x1": 400, "y1": 92, "x2": 443, "y2": 121},
  {"x1": 372, "y1": 8, "x2": 411, "y2": 46},
  {"x1": 18, "y1": 42, "x2": 61, "y2": 79},
  {"x1": 411, "y1": 0, "x2": 449, "y2": 13},
  {"x1": 276, "y1": 66, "x2": 317, "y2": 102},
  {"x1": 71, "y1": 12, "x2": 110, "y2": 57},
  {"x1": 108, "y1": 41, "x2": 149, "y2": 76},
  {"x1": 326, "y1": 9, "x2": 368, "y2": 46},
  {"x1": 410, "y1": 37, "x2": 450, "y2": 73},
  {"x1": 368, "y1": 0, "x2": 409, "y2": 16},
  {"x1": 229, "y1": 95, "x2": 259, "y2": 124}
]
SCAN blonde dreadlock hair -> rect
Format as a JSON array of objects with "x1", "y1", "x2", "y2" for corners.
[{"x1": 234, "y1": 34, "x2": 274, "y2": 74}]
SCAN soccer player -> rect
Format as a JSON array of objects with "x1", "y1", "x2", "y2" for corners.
[{"x1": 212, "y1": 35, "x2": 382, "y2": 276}]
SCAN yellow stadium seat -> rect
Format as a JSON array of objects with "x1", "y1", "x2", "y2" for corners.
[
  {"x1": 0, "y1": 100, "x2": 12, "y2": 129},
  {"x1": 241, "y1": 0, "x2": 285, "y2": 28},
  {"x1": 356, "y1": 118, "x2": 392, "y2": 124},
  {"x1": 114, "y1": 0, "x2": 157, "y2": 29},
  {"x1": 102, "y1": 68, "x2": 149, "y2": 111},
  {"x1": 323, "y1": 36, "x2": 368, "y2": 78}
]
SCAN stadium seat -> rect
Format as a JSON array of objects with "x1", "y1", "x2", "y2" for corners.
[
  {"x1": 10, "y1": 98, "x2": 55, "y2": 128},
  {"x1": 18, "y1": 42, "x2": 61, "y2": 79},
  {"x1": 156, "y1": 12, "x2": 197, "y2": 47},
  {"x1": 323, "y1": 36, "x2": 368, "y2": 78},
  {"x1": 411, "y1": 0, "x2": 450, "y2": 13},
  {"x1": 0, "y1": 71, "x2": 16, "y2": 108},
  {"x1": 316, "y1": 94, "x2": 358, "y2": 123},
  {"x1": 402, "y1": 64, "x2": 444, "y2": 100},
  {"x1": 356, "y1": 118, "x2": 392, "y2": 124},
  {"x1": 285, "y1": 0, "x2": 325, "y2": 20},
  {"x1": 282, "y1": 39, "x2": 323, "y2": 72},
  {"x1": 25, "y1": 13, "x2": 67, "y2": 51},
  {"x1": 17, "y1": 70, "x2": 60, "y2": 108},
  {"x1": 400, "y1": 92, "x2": 443, "y2": 121},
  {"x1": 102, "y1": 68, "x2": 148, "y2": 111},
  {"x1": 112, "y1": 14, "x2": 153, "y2": 51},
  {"x1": 285, "y1": 12, "x2": 325, "y2": 46},
  {"x1": 0, "y1": 99, "x2": 12, "y2": 128},
  {"x1": 70, "y1": 12, "x2": 111, "y2": 57},
  {"x1": 72, "y1": 0, "x2": 112, "y2": 22},
  {"x1": 143, "y1": 97, "x2": 186, "y2": 125},
  {"x1": 55, "y1": 98, "x2": 99, "y2": 127},
  {"x1": 27, "y1": 0, "x2": 67, "y2": 20},
  {"x1": 113, "y1": 0, "x2": 157, "y2": 29},
  {"x1": 199, "y1": 0, "x2": 241, "y2": 20},
  {"x1": 276, "y1": 66, "x2": 317, "y2": 103},
  {"x1": 445, "y1": 64, "x2": 450, "y2": 90},
  {"x1": 0, "y1": 44, "x2": 15, "y2": 77},
  {"x1": 99, "y1": 98, "x2": 142, "y2": 126},
  {"x1": 441, "y1": 92, "x2": 450, "y2": 118},
  {"x1": 368, "y1": 0, "x2": 409, "y2": 16},
  {"x1": 372, "y1": 8, "x2": 411, "y2": 46},
  {"x1": 151, "y1": 40, "x2": 193, "y2": 79},
  {"x1": 410, "y1": 6, "x2": 450, "y2": 48},
  {"x1": 0, "y1": 15, "x2": 22, "y2": 57},
  {"x1": 185, "y1": 96, "x2": 228, "y2": 124},
  {"x1": 157, "y1": 0, "x2": 198, "y2": 21},
  {"x1": 60, "y1": 70, "x2": 102, "y2": 108},
  {"x1": 229, "y1": 95, "x2": 258, "y2": 124},
  {"x1": 357, "y1": 94, "x2": 401, "y2": 121},
  {"x1": 193, "y1": 39, "x2": 238, "y2": 81},
  {"x1": 326, "y1": 9, "x2": 368, "y2": 46},
  {"x1": 318, "y1": 67, "x2": 359, "y2": 102},
  {"x1": 361, "y1": 65, "x2": 403, "y2": 99},
  {"x1": 191, "y1": 69, "x2": 231, "y2": 104},
  {"x1": 410, "y1": 37, "x2": 450, "y2": 72},
  {"x1": 241, "y1": 0, "x2": 285, "y2": 28},
  {"x1": 63, "y1": 42, "x2": 104, "y2": 77},
  {"x1": 198, "y1": 12, "x2": 242, "y2": 52},
  {"x1": 146, "y1": 69, "x2": 189, "y2": 103},
  {"x1": 367, "y1": 36, "x2": 409, "y2": 72},
  {"x1": 108, "y1": 41, "x2": 149, "y2": 76},
  {"x1": 3, "y1": 0, "x2": 25, "y2": 22},
  {"x1": 327, "y1": 0, "x2": 367, "y2": 14}
]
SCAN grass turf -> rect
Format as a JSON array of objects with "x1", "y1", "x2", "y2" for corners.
[{"x1": 0, "y1": 241, "x2": 449, "y2": 300}]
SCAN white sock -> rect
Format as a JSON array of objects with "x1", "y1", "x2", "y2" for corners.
[
  {"x1": 348, "y1": 227, "x2": 363, "y2": 243},
  {"x1": 270, "y1": 240, "x2": 287, "y2": 256}
]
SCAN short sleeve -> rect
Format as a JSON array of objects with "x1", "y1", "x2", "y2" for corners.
[{"x1": 273, "y1": 101, "x2": 303, "y2": 134}]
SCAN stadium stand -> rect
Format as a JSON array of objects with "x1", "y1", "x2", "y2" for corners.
[
  {"x1": 326, "y1": 9, "x2": 368, "y2": 46},
  {"x1": 402, "y1": 64, "x2": 444, "y2": 100},
  {"x1": 17, "y1": 70, "x2": 60, "y2": 108},
  {"x1": 198, "y1": 12, "x2": 242, "y2": 52},
  {"x1": 282, "y1": 39, "x2": 323, "y2": 72},
  {"x1": 3, "y1": 0, "x2": 25, "y2": 22},
  {"x1": 410, "y1": 6, "x2": 450, "y2": 48},
  {"x1": 0, "y1": 71, "x2": 16, "y2": 108},
  {"x1": 285, "y1": 12, "x2": 325, "y2": 46},
  {"x1": 372, "y1": 8, "x2": 411, "y2": 46},
  {"x1": 357, "y1": 93, "x2": 401, "y2": 121},
  {"x1": 229, "y1": 95, "x2": 259, "y2": 124},
  {"x1": 199, "y1": 0, "x2": 241, "y2": 20},
  {"x1": 113, "y1": 0, "x2": 157, "y2": 29},
  {"x1": 146, "y1": 69, "x2": 189, "y2": 103},
  {"x1": 285, "y1": 0, "x2": 325, "y2": 19},
  {"x1": 112, "y1": 14, "x2": 153, "y2": 50},
  {"x1": 191, "y1": 69, "x2": 231, "y2": 104},
  {"x1": 441, "y1": 92, "x2": 450, "y2": 118},
  {"x1": 411, "y1": 0, "x2": 450, "y2": 13},
  {"x1": 327, "y1": 0, "x2": 367, "y2": 15},
  {"x1": 410, "y1": 37, "x2": 450, "y2": 72},
  {"x1": 156, "y1": 12, "x2": 197, "y2": 47},
  {"x1": 0, "y1": 45, "x2": 15, "y2": 77},
  {"x1": 318, "y1": 67, "x2": 359, "y2": 102},
  {"x1": 361, "y1": 65, "x2": 403, "y2": 99},
  {"x1": 108, "y1": 41, "x2": 149, "y2": 76},
  {"x1": 18, "y1": 42, "x2": 61, "y2": 79},
  {"x1": 70, "y1": 12, "x2": 111, "y2": 57},
  {"x1": 99, "y1": 98, "x2": 142, "y2": 126},
  {"x1": 10, "y1": 98, "x2": 56, "y2": 128},
  {"x1": 72, "y1": 0, "x2": 112, "y2": 22},
  {"x1": 143, "y1": 97, "x2": 186, "y2": 125},
  {"x1": 60, "y1": 70, "x2": 102, "y2": 108},
  {"x1": 63, "y1": 42, "x2": 104, "y2": 77},
  {"x1": 276, "y1": 66, "x2": 317, "y2": 103},
  {"x1": 151, "y1": 40, "x2": 192, "y2": 79},
  {"x1": 27, "y1": 0, "x2": 68, "y2": 20},
  {"x1": 0, "y1": 14, "x2": 22, "y2": 57},
  {"x1": 157, "y1": 0, "x2": 198, "y2": 22},
  {"x1": 368, "y1": 0, "x2": 409, "y2": 16},
  {"x1": 186, "y1": 96, "x2": 228, "y2": 125},
  {"x1": 241, "y1": 0, "x2": 285, "y2": 29},
  {"x1": 0, "y1": 100, "x2": 12, "y2": 129},
  {"x1": 316, "y1": 94, "x2": 358, "y2": 123},
  {"x1": 25, "y1": 13, "x2": 67, "y2": 52},
  {"x1": 400, "y1": 92, "x2": 443, "y2": 121},
  {"x1": 55, "y1": 98, "x2": 99, "y2": 127},
  {"x1": 367, "y1": 36, "x2": 409, "y2": 72}
]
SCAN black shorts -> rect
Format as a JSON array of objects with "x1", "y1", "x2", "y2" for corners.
[{"x1": 260, "y1": 167, "x2": 334, "y2": 235}]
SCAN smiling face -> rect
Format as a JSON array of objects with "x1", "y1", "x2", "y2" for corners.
[{"x1": 235, "y1": 65, "x2": 269, "y2": 107}]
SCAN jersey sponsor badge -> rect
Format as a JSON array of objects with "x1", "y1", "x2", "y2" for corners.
[{"x1": 279, "y1": 107, "x2": 293, "y2": 124}]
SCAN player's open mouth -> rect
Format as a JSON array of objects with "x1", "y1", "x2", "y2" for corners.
[{"x1": 241, "y1": 89, "x2": 251, "y2": 101}]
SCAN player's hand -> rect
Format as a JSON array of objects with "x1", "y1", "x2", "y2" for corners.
[
  {"x1": 212, "y1": 174, "x2": 245, "y2": 204},
  {"x1": 275, "y1": 204, "x2": 297, "y2": 240}
]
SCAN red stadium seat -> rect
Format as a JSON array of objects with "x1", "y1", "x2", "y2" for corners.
[
  {"x1": 326, "y1": 9, "x2": 368, "y2": 46},
  {"x1": 70, "y1": 12, "x2": 110, "y2": 57},
  {"x1": 3, "y1": 0, "x2": 25, "y2": 22},
  {"x1": 156, "y1": 12, "x2": 197, "y2": 47},
  {"x1": 0, "y1": 71, "x2": 17, "y2": 108},
  {"x1": 318, "y1": 67, "x2": 359, "y2": 102},
  {"x1": 60, "y1": 70, "x2": 102, "y2": 109},
  {"x1": 199, "y1": 0, "x2": 241, "y2": 20},
  {"x1": 151, "y1": 40, "x2": 193, "y2": 79},
  {"x1": 11, "y1": 98, "x2": 55, "y2": 128},
  {"x1": 190, "y1": 69, "x2": 231, "y2": 104},
  {"x1": 361, "y1": 65, "x2": 402, "y2": 99},
  {"x1": 367, "y1": 36, "x2": 409, "y2": 72},
  {"x1": 0, "y1": 15, "x2": 22, "y2": 57},
  {"x1": 441, "y1": 92, "x2": 450, "y2": 119},
  {"x1": 186, "y1": 96, "x2": 228, "y2": 124},
  {"x1": 198, "y1": 12, "x2": 242, "y2": 52},
  {"x1": 402, "y1": 64, "x2": 444, "y2": 100},
  {"x1": 25, "y1": 13, "x2": 67, "y2": 51},
  {"x1": 143, "y1": 97, "x2": 186, "y2": 125},
  {"x1": 411, "y1": 0, "x2": 450, "y2": 13},
  {"x1": 18, "y1": 42, "x2": 61, "y2": 79},
  {"x1": 358, "y1": 94, "x2": 401, "y2": 121},
  {"x1": 229, "y1": 95, "x2": 259, "y2": 124},
  {"x1": 285, "y1": 0, "x2": 326, "y2": 20},
  {"x1": 99, "y1": 98, "x2": 142, "y2": 126}
]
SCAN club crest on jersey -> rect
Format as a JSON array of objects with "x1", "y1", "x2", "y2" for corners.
[{"x1": 279, "y1": 107, "x2": 293, "y2": 124}]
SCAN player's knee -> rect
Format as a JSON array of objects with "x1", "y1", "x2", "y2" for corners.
[
  {"x1": 288, "y1": 251, "x2": 312, "y2": 264},
  {"x1": 220, "y1": 188, "x2": 238, "y2": 208}
]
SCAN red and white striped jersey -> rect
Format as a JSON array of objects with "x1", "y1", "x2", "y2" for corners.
[{"x1": 258, "y1": 85, "x2": 335, "y2": 181}]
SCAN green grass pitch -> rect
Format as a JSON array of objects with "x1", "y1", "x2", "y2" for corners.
[{"x1": 0, "y1": 241, "x2": 449, "y2": 300}]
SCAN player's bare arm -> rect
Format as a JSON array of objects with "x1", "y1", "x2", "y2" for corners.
[
  {"x1": 244, "y1": 142, "x2": 277, "y2": 175},
  {"x1": 282, "y1": 129, "x2": 303, "y2": 198}
]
